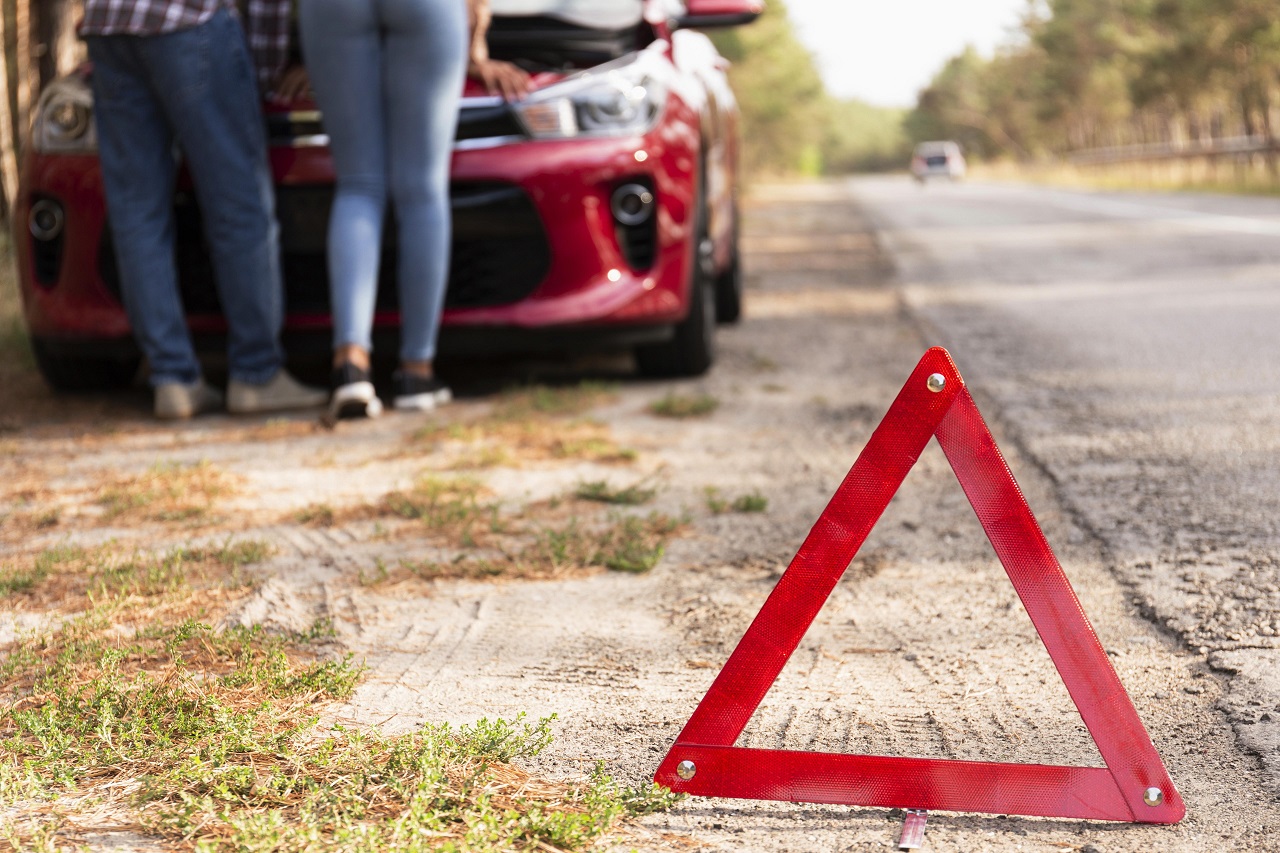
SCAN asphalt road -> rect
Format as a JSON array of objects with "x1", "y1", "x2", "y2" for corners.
[{"x1": 854, "y1": 175, "x2": 1280, "y2": 785}]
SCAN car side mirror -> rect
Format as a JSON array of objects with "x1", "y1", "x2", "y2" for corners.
[{"x1": 674, "y1": 0, "x2": 763, "y2": 30}]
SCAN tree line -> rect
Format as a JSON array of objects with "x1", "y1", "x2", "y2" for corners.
[
  {"x1": 709, "y1": 0, "x2": 912, "y2": 177},
  {"x1": 908, "y1": 0, "x2": 1280, "y2": 160}
]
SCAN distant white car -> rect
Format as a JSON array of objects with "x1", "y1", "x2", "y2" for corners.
[{"x1": 911, "y1": 141, "x2": 966, "y2": 182}]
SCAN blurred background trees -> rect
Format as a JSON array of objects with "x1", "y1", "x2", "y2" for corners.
[
  {"x1": 907, "y1": 0, "x2": 1280, "y2": 162},
  {"x1": 0, "y1": 0, "x2": 81, "y2": 219},
  {"x1": 721, "y1": 0, "x2": 1280, "y2": 175},
  {"x1": 708, "y1": 0, "x2": 912, "y2": 177}
]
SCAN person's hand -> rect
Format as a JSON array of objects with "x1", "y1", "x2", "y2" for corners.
[
  {"x1": 469, "y1": 59, "x2": 532, "y2": 101},
  {"x1": 270, "y1": 66, "x2": 312, "y2": 105}
]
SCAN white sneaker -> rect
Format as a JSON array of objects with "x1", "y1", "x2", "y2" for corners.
[
  {"x1": 392, "y1": 371, "x2": 452, "y2": 412},
  {"x1": 227, "y1": 369, "x2": 327, "y2": 414},
  {"x1": 329, "y1": 362, "x2": 383, "y2": 420},
  {"x1": 154, "y1": 378, "x2": 224, "y2": 420}
]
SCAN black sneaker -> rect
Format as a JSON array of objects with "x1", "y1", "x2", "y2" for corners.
[
  {"x1": 393, "y1": 371, "x2": 452, "y2": 412},
  {"x1": 329, "y1": 362, "x2": 383, "y2": 420}
]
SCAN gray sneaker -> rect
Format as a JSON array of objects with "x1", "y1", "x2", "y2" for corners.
[
  {"x1": 154, "y1": 378, "x2": 224, "y2": 420},
  {"x1": 227, "y1": 369, "x2": 328, "y2": 414}
]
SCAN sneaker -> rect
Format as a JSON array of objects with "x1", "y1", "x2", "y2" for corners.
[
  {"x1": 393, "y1": 371, "x2": 452, "y2": 412},
  {"x1": 154, "y1": 378, "x2": 224, "y2": 420},
  {"x1": 226, "y1": 369, "x2": 328, "y2": 414},
  {"x1": 329, "y1": 362, "x2": 383, "y2": 420}
]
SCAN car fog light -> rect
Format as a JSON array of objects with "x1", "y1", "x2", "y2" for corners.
[
  {"x1": 611, "y1": 183, "x2": 655, "y2": 226},
  {"x1": 48, "y1": 100, "x2": 90, "y2": 139},
  {"x1": 29, "y1": 199, "x2": 65, "y2": 241}
]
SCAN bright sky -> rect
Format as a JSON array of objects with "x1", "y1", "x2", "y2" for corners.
[{"x1": 784, "y1": 0, "x2": 1030, "y2": 108}]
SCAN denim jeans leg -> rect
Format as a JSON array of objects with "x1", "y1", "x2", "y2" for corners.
[
  {"x1": 86, "y1": 36, "x2": 200, "y2": 387},
  {"x1": 143, "y1": 10, "x2": 283, "y2": 385},
  {"x1": 383, "y1": 0, "x2": 467, "y2": 363},
  {"x1": 298, "y1": 0, "x2": 386, "y2": 356}
]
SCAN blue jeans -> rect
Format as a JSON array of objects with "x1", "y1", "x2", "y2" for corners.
[
  {"x1": 299, "y1": 0, "x2": 467, "y2": 363},
  {"x1": 87, "y1": 8, "x2": 283, "y2": 387}
]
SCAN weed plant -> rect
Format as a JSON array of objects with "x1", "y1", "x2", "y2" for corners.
[
  {"x1": 574, "y1": 479, "x2": 657, "y2": 506},
  {"x1": 705, "y1": 488, "x2": 769, "y2": 514},
  {"x1": 648, "y1": 392, "x2": 719, "y2": 419}
]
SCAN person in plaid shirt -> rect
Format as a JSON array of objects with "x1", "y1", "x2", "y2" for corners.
[{"x1": 79, "y1": 0, "x2": 326, "y2": 419}]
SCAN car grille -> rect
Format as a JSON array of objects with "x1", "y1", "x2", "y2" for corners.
[
  {"x1": 266, "y1": 101, "x2": 526, "y2": 146},
  {"x1": 97, "y1": 182, "x2": 551, "y2": 316}
]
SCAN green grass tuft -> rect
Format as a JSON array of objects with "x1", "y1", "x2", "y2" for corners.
[
  {"x1": 574, "y1": 479, "x2": 657, "y2": 506},
  {"x1": 706, "y1": 487, "x2": 769, "y2": 514},
  {"x1": 648, "y1": 392, "x2": 719, "y2": 419}
]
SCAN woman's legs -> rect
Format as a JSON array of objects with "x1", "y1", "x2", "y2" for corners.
[
  {"x1": 380, "y1": 0, "x2": 468, "y2": 372},
  {"x1": 297, "y1": 0, "x2": 386, "y2": 370}
]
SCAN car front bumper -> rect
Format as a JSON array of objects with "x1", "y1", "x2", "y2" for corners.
[{"x1": 15, "y1": 99, "x2": 702, "y2": 350}]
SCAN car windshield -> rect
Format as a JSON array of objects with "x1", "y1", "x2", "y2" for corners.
[{"x1": 490, "y1": 0, "x2": 643, "y2": 29}]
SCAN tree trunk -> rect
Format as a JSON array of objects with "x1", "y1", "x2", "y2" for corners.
[
  {"x1": 33, "y1": 0, "x2": 81, "y2": 92},
  {"x1": 0, "y1": 0, "x2": 19, "y2": 218},
  {"x1": 12, "y1": 0, "x2": 30, "y2": 153}
]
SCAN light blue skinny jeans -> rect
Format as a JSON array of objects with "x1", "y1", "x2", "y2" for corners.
[
  {"x1": 299, "y1": 0, "x2": 467, "y2": 363},
  {"x1": 87, "y1": 8, "x2": 284, "y2": 387}
]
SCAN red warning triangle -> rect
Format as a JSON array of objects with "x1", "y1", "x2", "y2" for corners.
[{"x1": 655, "y1": 347, "x2": 1184, "y2": 824}]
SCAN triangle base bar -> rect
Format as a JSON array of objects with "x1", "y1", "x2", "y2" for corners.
[{"x1": 658, "y1": 745, "x2": 1132, "y2": 821}]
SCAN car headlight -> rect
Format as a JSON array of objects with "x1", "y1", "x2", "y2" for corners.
[
  {"x1": 515, "y1": 54, "x2": 666, "y2": 140},
  {"x1": 33, "y1": 77, "x2": 96, "y2": 154}
]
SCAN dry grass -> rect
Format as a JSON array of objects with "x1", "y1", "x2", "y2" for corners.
[
  {"x1": 290, "y1": 474, "x2": 683, "y2": 585},
  {"x1": 227, "y1": 418, "x2": 323, "y2": 443},
  {"x1": 410, "y1": 382, "x2": 638, "y2": 467},
  {"x1": 96, "y1": 460, "x2": 237, "y2": 523},
  {"x1": 395, "y1": 508, "x2": 683, "y2": 582},
  {"x1": 0, "y1": 538, "x2": 271, "y2": 615},
  {"x1": 975, "y1": 158, "x2": 1280, "y2": 197}
]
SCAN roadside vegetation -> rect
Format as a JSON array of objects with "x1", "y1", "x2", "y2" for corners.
[
  {"x1": 909, "y1": 1, "x2": 1280, "y2": 193},
  {"x1": 708, "y1": 0, "x2": 912, "y2": 176},
  {"x1": 713, "y1": 0, "x2": 1280, "y2": 190},
  {"x1": 295, "y1": 472, "x2": 682, "y2": 583},
  {"x1": 411, "y1": 383, "x2": 637, "y2": 466},
  {"x1": 0, "y1": 538, "x2": 679, "y2": 852}
]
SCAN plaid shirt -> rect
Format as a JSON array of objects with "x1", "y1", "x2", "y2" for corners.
[{"x1": 80, "y1": 0, "x2": 292, "y2": 91}]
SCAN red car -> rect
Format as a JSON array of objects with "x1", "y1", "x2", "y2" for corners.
[{"x1": 16, "y1": 0, "x2": 761, "y2": 391}]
